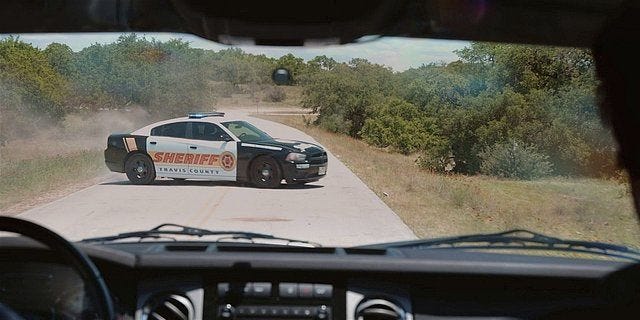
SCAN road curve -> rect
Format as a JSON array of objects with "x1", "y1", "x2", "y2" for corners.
[{"x1": 17, "y1": 111, "x2": 416, "y2": 247}]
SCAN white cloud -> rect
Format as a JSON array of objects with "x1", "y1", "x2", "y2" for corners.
[{"x1": 1, "y1": 32, "x2": 469, "y2": 71}]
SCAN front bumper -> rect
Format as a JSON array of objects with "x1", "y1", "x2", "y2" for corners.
[{"x1": 282, "y1": 162, "x2": 328, "y2": 183}]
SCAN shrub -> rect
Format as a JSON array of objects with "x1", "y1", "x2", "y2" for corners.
[
  {"x1": 301, "y1": 60, "x2": 397, "y2": 137},
  {"x1": 210, "y1": 81, "x2": 238, "y2": 98},
  {"x1": 416, "y1": 143, "x2": 454, "y2": 172},
  {"x1": 360, "y1": 98, "x2": 443, "y2": 154},
  {"x1": 318, "y1": 113, "x2": 351, "y2": 134},
  {"x1": 479, "y1": 140, "x2": 553, "y2": 180},
  {"x1": 263, "y1": 86, "x2": 286, "y2": 102}
]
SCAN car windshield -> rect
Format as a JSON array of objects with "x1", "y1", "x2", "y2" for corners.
[
  {"x1": 1, "y1": 32, "x2": 638, "y2": 257},
  {"x1": 222, "y1": 121, "x2": 272, "y2": 142}
]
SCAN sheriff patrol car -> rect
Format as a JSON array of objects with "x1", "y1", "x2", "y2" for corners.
[{"x1": 104, "y1": 112, "x2": 328, "y2": 188}]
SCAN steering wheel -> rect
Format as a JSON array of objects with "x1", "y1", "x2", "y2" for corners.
[{"x1": 0, "y1": 217, "x2": 114, "y2": 320}]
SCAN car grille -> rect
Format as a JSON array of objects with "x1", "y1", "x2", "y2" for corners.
[{"x1": 308, "y1": 152, "x2": 328, "y2": 165}]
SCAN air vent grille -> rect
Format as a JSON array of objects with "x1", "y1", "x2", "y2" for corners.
[
  {"x1": 165, "y1": 244, "x2": 209, "y2": 251},
  {"x1": 217, "y1": 243, "x2": 335, "y2": 253},
  {"x1": 355, "y1": 299, "x2": 405, "y2": 320},
  {"x1": 344, "y1": 248, "x2": 387, "y2": 255},
  {"x1": 144, "y1": 294, "x2": 194, "y2": 320}
]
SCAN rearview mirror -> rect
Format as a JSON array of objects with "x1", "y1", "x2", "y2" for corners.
[{"x1": 272, "y1": 68, "x2": 292, "y2": 85}]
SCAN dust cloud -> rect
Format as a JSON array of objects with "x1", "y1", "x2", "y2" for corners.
[{"x1": 0, "y1": 108, "x2": 151, "y2": 162}]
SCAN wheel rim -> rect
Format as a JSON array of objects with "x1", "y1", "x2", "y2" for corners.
[
  {"x1": 131, "y1": 159, "x2": 148, "y2": 179},
  {"x1": 257, "y1": 162, "x2": 273, "y2": 182}
]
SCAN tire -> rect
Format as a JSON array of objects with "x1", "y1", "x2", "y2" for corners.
[
  {"x1": 250, "y1": 156, "x2": 282, "y2": 188},
  {"x1": 125, "y1": 153, "x2": 156, "y2": 185}
]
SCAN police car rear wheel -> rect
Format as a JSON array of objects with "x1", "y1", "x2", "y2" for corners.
[
  {"x1": 125, "y1": 154, "x2": 156, "y2": 185},
  {"x1": 251, "y1": 156, "x2": 282, "y2": 188}
]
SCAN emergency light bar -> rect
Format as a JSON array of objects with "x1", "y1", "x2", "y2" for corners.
[{"x1": 187, "y1": 112, "x2": 225, "y2": 119}]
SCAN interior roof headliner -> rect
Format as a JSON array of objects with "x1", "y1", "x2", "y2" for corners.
[{"x1": 0, "y1": 0, "x2": 635, "y2": 48}]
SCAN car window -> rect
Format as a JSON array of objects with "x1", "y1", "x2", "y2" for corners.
[
  {"x1": 2, "y1": 32, "x2": 639, "y2": 258},
  {"x1": 221, "y1": 121, "x2": 272, "y2": 142},
  {"x1": 150, "y1": 122, "x2": 188, "y2": 138},
  {"x1": 191, "y1": 122, "x2": 232, "y2": 141}
]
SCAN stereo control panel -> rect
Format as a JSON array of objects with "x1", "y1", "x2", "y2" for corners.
[{"x1": 215, "y1": 282, "x2": 335, "y2": 320}]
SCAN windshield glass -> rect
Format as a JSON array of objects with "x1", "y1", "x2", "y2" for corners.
[
  {"x1": 222, "y1": 120, "x2": 272, "y2": 142},
  {"x1": 0, "y1": 32, "x2": 638, "y2": 256}
]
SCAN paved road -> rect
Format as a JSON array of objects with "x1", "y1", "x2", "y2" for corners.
[{"x1": 17, "y1": 110, "x2": 416, "y2": 247}]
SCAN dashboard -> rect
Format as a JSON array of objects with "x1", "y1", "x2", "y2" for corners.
[
  {"x1": 1, "y1": 237, "x2": 638, "y2": 320},
  {"x1": 0, "y1": 260, "x2": 91, "y2": 319}
]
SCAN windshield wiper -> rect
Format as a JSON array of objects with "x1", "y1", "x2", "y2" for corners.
[
  {"x1": 358, "y1": 229, "x2": 640, "y2": 262},
  {"x1": 80, "y1": 223, "x2": 321, "y2": 247}
]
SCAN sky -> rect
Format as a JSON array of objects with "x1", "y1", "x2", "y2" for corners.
[{"x1": 6, "y1": 32, "x2": 469, "y2": 71}]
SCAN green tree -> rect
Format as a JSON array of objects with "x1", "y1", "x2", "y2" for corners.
[
  {"x1": 361, "y1": 98, "x2": 445, "y2": 155},
  {"x1": 0, "y1": 37, "x2": 69, "y2": 141},
  {"x1": 307, "y1": 55, "x2": 337, "y2": 71},
  {"x1": 456, "y1": 43, "x2": 594, "y2": 93},
  {"x1": 277, "y1": 53, "x2": 306, "y2": 84},
  {"x1": 400, "y1": 63, "x2": 472, "y2": 110},
  {"x1": 70, "y1": 34, "x2": 209, "y2": 115},
  {"x1": 302, "y1": 58, "x2": 397, "y2": 136},
  {"x1": 43, "y1": 43, "x2": 75, "y2": 77},
  {"x1": 0, "y1": 37, "x2": 67, "y2": 117}
]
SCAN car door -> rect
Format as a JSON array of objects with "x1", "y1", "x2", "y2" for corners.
[
  {"x1": 147, "y1": 122, "x2": 192, "y2": 179},
  {"x1": 187, "y1": 121, "x2": 238, "y2": 181}
]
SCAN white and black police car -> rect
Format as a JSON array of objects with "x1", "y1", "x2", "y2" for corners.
[{"x1": 104, "y1": 112, "x2": 328, "y2": 187}]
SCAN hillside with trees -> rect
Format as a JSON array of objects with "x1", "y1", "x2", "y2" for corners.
[{"x1": 0, "y1": 35, "x2": 615, "y2": 179}]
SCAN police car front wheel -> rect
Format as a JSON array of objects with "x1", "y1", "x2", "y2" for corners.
[
  {"x1": 125, "y1": 154, "x2": 156, "y2": 185},
  {"x1": 251, "y1": 156, "x2": 282, "y2": 188}
]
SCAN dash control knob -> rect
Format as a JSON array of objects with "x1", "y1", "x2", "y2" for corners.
[
  {"x1": 220, "y1": 304, "x2": 235, "y2": 320},
  {"x1": 317, "y1": 305, "x2": 329, "y2": 320}
]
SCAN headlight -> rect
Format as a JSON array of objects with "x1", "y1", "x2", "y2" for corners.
[{"x1": 285, "y1": 152, "x2": 306, "y2": 162}]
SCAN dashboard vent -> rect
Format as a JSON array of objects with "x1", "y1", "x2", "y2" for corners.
[
  {"x1": 143, "y1": 294, "x2": 194, "y2": 320},
  {"x1": 217, "y1": 243, "x2": 336, "y2": 253},
  {"x1": 165, "y1": 244, "x2": 209, "y2": 251},
  {"x1": 344, "y1": 248, "x2": 387, "y2": 255},
  {"x1": 355, "y1": 299, "x2": 406, "y2": 320}
]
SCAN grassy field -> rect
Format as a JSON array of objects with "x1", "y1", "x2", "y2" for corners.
[
  {"x1": 259, "y1": 114, "x2": 640, "y2": 248},
  {"x1": 0, "y1": 110, "x2": 148, "y2": 214},
  {"x1": 0, "y1": 150, "x2": 107, "y2": 212}
]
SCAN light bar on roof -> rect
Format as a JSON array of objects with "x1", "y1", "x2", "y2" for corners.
[{"x1": 187, "y1": 112, "x2": 225, "y2": 119}]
